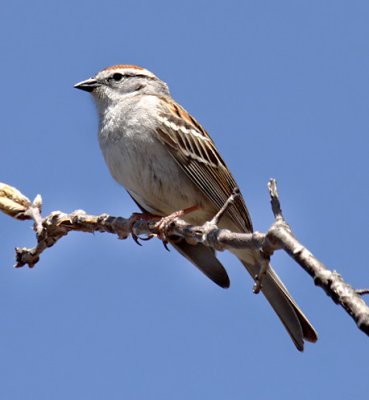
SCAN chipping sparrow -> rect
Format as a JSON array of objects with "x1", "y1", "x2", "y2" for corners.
[{"x1": 75, "y1": 65, "x2": 317, "y2": 350}]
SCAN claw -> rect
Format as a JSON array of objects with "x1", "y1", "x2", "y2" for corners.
[
  {"x1": 131, "y1": 231, "x2": 143, "y2": 246},
  {"x1": 139, "y1": 234, "x2": 155, "y2": 241},
  {"x1": 162, "y1": 240, "x2": 170, "y2": 252},
  {"x1": 128, "y1": 212, "x2": 158, "y2": 246}
]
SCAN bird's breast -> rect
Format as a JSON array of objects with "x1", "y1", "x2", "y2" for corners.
[{"x1": 98, "y1": 119, "x2": 206, "y2": 217}]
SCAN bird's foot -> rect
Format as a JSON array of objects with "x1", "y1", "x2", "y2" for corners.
[
  {"x1": 155, "y1": 205, "x2": 200, "y2": 247},
  {"x1": 128, "y1": 212, "x2": 160, "y2": 245}
]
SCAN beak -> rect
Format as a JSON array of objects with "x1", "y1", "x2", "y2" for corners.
[{"x1": 74, "y1": 77, "x2": 101, "y2": 92}]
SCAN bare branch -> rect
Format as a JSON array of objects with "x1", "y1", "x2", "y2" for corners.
[
  {"x1": 268, "y1": 178, "x2": 284, "y2": 220},
  {"x1": 264, "y1": 179, "x2": 369, "y2": 336},
  {"x1": 1, "y1": 180, "x2": 369, "y2": 338},
  {"x1": 209, "y1": 187, "x2": 240, "y2": 226}
]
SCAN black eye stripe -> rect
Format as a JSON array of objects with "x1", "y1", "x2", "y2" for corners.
[
  {"x1": 109, "y1": 73, "x2": 155, "y2": 81},
  {"x1": 129, "y1": 74, "x2": 155, "y2": 80}
]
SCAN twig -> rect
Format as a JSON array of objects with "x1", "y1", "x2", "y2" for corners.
[
  {"x1": 209, "y1": 187, "x2": 240, "y2": 226},
  {"x1": 268, "y1": 179, "x2": 283, "y2": 220}
]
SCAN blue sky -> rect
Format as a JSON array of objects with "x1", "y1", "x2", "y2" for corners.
[{"x1": 1, "y1": 1, "x2": 368, "y2": 399}]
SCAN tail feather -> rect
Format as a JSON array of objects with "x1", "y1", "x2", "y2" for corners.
[
  {"x1": 172, "y1": 239, "x2": 230, "y2": 288},
  {"x1": 239, "y1": 259, "x2": 317, "y2": 351}
]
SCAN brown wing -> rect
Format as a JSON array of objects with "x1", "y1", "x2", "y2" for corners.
[{"x1": 156, "y1": 97, "x2": 253, "y2": 233}]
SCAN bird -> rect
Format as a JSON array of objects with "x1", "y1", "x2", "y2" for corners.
[{"x1": 74, "y1": 64, "x2": 317, "y2": 351}]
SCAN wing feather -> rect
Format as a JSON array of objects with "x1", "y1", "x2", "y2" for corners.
[{"x1": 156, "y1": 97, "x2": 253, "y2": 232}]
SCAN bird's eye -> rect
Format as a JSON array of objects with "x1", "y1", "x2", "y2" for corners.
[{"x1": 112, "y1": 73, "x2": 123, "y2": 82}]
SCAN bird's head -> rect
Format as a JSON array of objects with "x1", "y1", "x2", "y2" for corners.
[{"x1": 74, "y1": 64, "x2": 170, "y2": 110}]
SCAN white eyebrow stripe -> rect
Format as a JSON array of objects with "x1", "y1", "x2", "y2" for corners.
[{"x1": 103, "y1": 66, "x2": 155, "y2": 78}]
